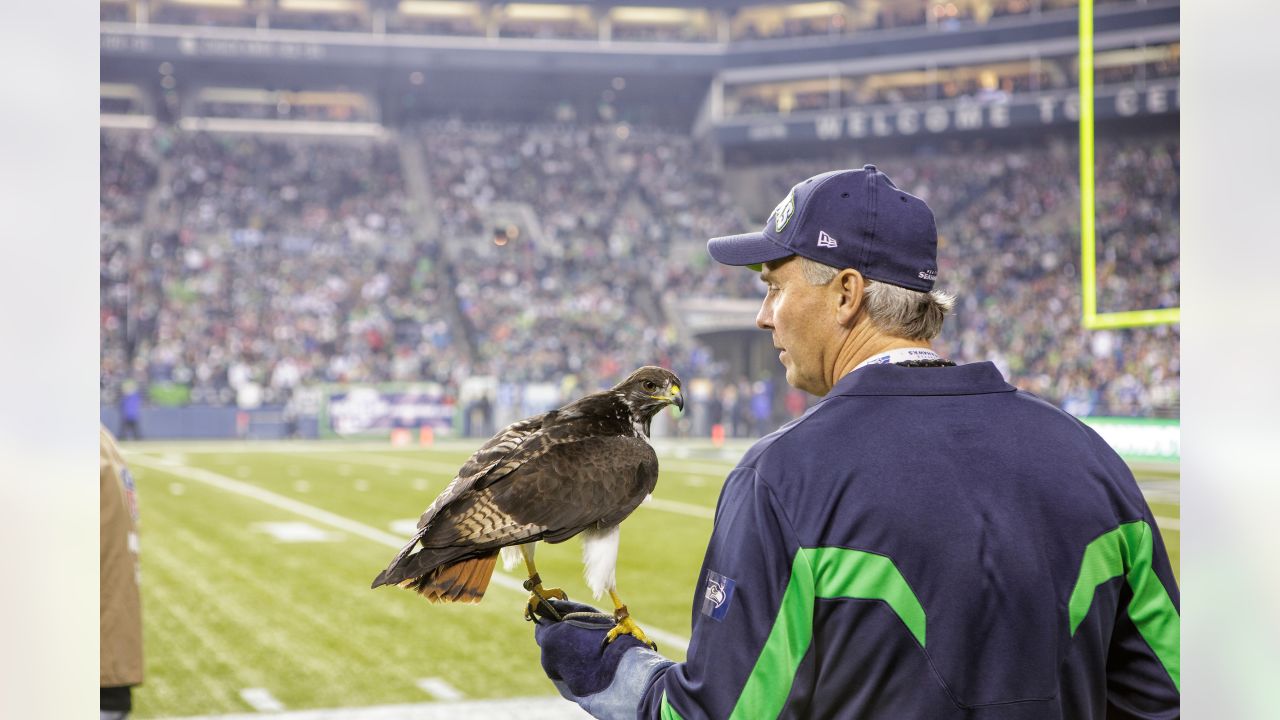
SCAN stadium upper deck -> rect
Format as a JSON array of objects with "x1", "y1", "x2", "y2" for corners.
[
  {"x1": 102, "y1": 0, "x2": 1177, "y2": 132},
  {"x1": 101, "y1": 0, "x2": 1166, "y2": 46}
]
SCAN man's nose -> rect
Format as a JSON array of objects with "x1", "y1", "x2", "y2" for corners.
[{"x1": 756, "y1": 300, "x2": 772, "y2": 331}]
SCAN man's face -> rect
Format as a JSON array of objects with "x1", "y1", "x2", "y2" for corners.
[{"x1": 756, "y1": 257, "x2": 840, "y2": 396}]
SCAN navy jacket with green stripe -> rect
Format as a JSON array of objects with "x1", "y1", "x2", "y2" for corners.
[{"x1": 639, "y1": 361, "x2": 1180, "y2": 719}]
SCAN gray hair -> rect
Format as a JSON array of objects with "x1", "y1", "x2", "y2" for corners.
[{"x1": 795, "y1": 256, "x2": 955, "y2": 341}]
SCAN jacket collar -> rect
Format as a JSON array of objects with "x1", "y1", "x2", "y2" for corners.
[{"x1": 826, "y1": 361, "x2": 1016, "y2": 398}]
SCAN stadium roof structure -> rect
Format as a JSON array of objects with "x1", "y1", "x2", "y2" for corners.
[{"x1": 101, "y1": 1, "x2": 1178, "y2": 149}]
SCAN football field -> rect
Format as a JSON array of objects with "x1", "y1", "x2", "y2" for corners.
[{"x1": 121, "y1": 440, "x2": 1179, "y2": 719}]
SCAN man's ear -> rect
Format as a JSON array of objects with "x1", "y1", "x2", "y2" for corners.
[{"x1": 834, "y1": 268, "x2": 864, "y2": 327}]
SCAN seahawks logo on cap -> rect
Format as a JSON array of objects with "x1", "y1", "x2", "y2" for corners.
[{"x1": 772, "y1": 190, "x2": 796, "y2": 233}]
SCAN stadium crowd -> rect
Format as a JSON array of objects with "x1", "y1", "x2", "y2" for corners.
[
  {"x1": 100, "y1": 121, "x2": 1179, "y2": 426},
  {"x1": 418, "y1": 120, "x2": 748, "y2": 391},
  {"x1": 747, "y1": 133, "x2": 1179, "y2": 417},
  {"x1": 99, "y1": 129, "x2": 469, "y2": 410}
]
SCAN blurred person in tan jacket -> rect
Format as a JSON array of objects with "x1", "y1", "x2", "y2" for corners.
[{"x1": 101, "y1": 425, "x2": 142, "y2": 719}]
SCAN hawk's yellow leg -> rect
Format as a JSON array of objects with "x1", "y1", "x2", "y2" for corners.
[
  {"x1": 521, "y1": 544, "x2": 567, "y2": 620},
  {"x1": 604, "y1": 589, "x2": 657, "y2": 649}
]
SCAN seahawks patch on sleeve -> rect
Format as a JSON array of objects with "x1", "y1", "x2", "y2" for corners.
[{"x1": 701, "y1": 570, "x2": 737, "y2": 622}]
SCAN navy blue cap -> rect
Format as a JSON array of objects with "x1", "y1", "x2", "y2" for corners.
[{"x1": 707, "y1": 165, "x2": 939, "y2": 292}]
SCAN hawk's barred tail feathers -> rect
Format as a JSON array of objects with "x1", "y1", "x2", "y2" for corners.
[
  {"x1": 370, "y1": 538, "x2": 500, "y2": 604},
  {"x1": 403, "y1": 552, "x2": 499, "y2": 603}
]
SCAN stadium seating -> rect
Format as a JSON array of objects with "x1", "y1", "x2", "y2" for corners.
[{"x1": 100, "y1": 122, "x2": 1178, "y2": 422}]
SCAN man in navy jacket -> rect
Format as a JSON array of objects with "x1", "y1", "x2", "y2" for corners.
[{"x1": 534, "y1": 166, "x2": 1180, "y2": 719}]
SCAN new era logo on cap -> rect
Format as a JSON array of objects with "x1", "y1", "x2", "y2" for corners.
[{"x1": 817, "y1": 231, "x2": 838, "y2": 248}]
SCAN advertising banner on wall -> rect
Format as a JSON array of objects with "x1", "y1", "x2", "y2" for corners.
[
  {"x1": 320, "y1": 384, "x2": 456, "y2": 438},
  {"x1": 1081, "y1": 417, "x2": 1179, "y2": 463},
  {"x1": 715, "y1": 83, "x2": 1178, "y2": 146}
]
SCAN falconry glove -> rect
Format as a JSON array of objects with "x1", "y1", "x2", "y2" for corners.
[{"x1": 533, "y1": 599, "x2": 674, "y2": 720}]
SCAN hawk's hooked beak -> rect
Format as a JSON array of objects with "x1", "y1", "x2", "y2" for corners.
[{"x1": 668, "y1": 385, "x2": 684, "y2": 411}]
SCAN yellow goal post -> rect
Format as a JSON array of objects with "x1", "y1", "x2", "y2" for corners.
[{"x1": 1079, "y1": 0, "x2": 1180, "y2": 330}]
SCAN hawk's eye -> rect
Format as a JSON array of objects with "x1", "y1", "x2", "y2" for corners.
[{"x1": 642, "y1": 380, "x2": 657, "y2": 392}]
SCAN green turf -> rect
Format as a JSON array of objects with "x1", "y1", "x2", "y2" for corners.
[
  {"x1": 125, "y1": 443, "x2": 1180, "y2": 717},
  {"x1": 128, "y1": 446, "x2": 719, "y2": 717}
]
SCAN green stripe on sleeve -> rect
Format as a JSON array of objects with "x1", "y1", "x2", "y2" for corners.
[
  {"x1": 728, "y1": 548, "x2": 924, "y2": 720},
  {"x1": 660, "y1": 690, "x2": 685, "y2": 720},
  {"x1": 1068, "y1": 521, "x2": 1180, "y2": 690}
]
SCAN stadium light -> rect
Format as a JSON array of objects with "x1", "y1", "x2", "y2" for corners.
[
  {"x1": 399, "y1": 1, "x2": 475, "y2": 18},
  {"x1": 1079, "y1": 0, "x2": 1180, "y2": 330},
  {"x1": 163, "y1": 0, "x2": 247, "y2": 8},
  {"x1": 610, "y1": 7, "x2": 698, "y2": 26}
]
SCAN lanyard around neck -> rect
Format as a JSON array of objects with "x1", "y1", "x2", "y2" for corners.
[{"x1": 853, "y1": 347, "x2": 943, "y2": 371}]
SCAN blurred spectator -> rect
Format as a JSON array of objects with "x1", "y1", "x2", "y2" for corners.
[
  {"x1": 118, "y1": 380, "x2": 143, "y2": 440},
  {"x1": 750, "y1": 379, "x2": 773, "y2": 437}
]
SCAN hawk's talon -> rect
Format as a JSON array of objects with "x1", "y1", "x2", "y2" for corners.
[
  {"x1": 525, "y1": 585, "x2": 568, "y2": 621},
  {"x1": 604, "y1": 609, "x2": 657, "y2": 650}
]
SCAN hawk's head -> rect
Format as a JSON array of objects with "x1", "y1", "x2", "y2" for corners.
[{"x1": 613, "y1": 366, "x2": 684, "y2": 421}]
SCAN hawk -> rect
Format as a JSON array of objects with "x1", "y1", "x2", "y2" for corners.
[{"x1": 371, "y1": 366, "x2": 683, "y2": 645}]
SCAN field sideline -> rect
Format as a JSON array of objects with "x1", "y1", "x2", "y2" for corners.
[{"x1": 121, "y1": 440, "x2": 1179, "y2": 719}]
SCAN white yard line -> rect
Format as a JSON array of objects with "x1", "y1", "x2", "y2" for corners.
[
  {"x1": 658, "y1": 459, "x2": 738, "y2": 476},
  {"x1": 166, "y1": 696, "x2": 591, "y2": 720},
  {"x1": 129, "y1": 454, "x2": 416, "y2": 548},
  {"x1": 126, "y1": 453, "x2": 690, "y2": 654},
  {"x1": 1143, "y1": 490, "x2": 1181, "y2": 505},
  {"x1": 642, "y1": 496, "x2": 715, "y2": 520},
  {"x1": 415, "y1": 678, "x2": 465, "y2": 702},
  {"x1": 239, "y1": 688, "x2": 286, "y2": 713},
  {"x1": 321, "y1": 451, "x2": 462, "y2": 476},
  {"x1": 1154, "y1": 516, "x2": 1181, "y2": 531}
]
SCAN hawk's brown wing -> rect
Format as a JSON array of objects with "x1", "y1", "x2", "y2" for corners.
[
  {"x1": 414, "y1": 414, "x2": 547, "y2": 531},
  {"x1": 421, "y1": 433, "x2": 658, "y2": 549},
  {"x1": 370, "y1": 414, "x2": 547, "y2": 588},
  {"x1": 371, "y1": 429, "x2": 657, "y2": 589}
]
